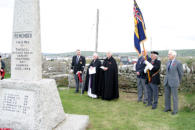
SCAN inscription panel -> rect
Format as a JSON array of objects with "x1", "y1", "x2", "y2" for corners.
[
  {"x1": 12, "y1": 31, "x2": 33, "y2": 72},
  {"x1": 0, "y1": 88, "x2": 35, "y2": 126}
]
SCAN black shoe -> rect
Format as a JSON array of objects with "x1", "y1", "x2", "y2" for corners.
[
  {"x1": 146, "y1": 104, "x2": 152, "y2": 107},
  {"x1": 74, "y1": 91, "x2": 79, "y2": 93},
  {"x1": 152, "y1": 106, "x2": 157, "y2": 109},
  {"x1": 143, "y1": 101, "x2": 147, "y2": 104},
  {"x1": 81, "y1": 91, "x2": 84, "y2": 94},
  {"x1": 137, "y1": 100, "x2": 142, "y2": 103},
  {"x1": 164, "y1": 109, "x2": 171, "y2": 112},
  {"x1": 171, "y1": 112, "x2": 177, "y2": 115}
]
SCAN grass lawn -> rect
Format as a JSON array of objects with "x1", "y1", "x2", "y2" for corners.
[
  {"x1": 59, "y1": 88, "x2": 195, "y2": 130},
  {"x1": 4, "y1": 73, "x2": 11, "y2": 79}
]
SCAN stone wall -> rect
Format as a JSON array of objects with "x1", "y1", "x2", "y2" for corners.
[
  {"x1": 3, "y1": 58, "x2": 195, "y2": 92},
  {"x1": 118, "y1": 64, "x2": 195, "y2": 94}
]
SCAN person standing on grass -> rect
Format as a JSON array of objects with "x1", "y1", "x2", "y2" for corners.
[
  {"x1": 71, "y1": 49, "x2": 86, "y2": 94},
  {"x1": 136, "y1": 50, "x2": 151, "y2": 104},
  {"x1": 100, "y1": 52, "x2": 119, "y2": 100},
  {"x1": 84, "y1": 53, "x2": 101, "y2": 98},
  {"x1": 144, "y1": 51, "x2": 161, "y2": 110},
  {"x1": 0, "y1": 55, "x2": 5, "y2": 80},
  {"x1": 164, "y1": 50, "x2": 183, "y2": 115}
]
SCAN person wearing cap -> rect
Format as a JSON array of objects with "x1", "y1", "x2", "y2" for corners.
[
  {"x1": 71, "y1": 49, "x2": 86, "y2": 93},
  {"x1": 164, "y1": 50, "x2": 183, "y2": 115},
  {"x1": 144, "y1": 51, "x2": 161, "y2": 109},
  {"x1": 136, "y1": 50, "x2": 151, "y2": 104},
  {"x1": 0, "y1": 55, "x2": 5, "y2": 80}
]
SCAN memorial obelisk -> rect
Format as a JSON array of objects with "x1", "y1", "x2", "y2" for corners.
[
  {"x1": 11, "y1": 0, "x2": 42, "y2": 81},
  {"x1": 0, "y1": 0, "x2": 89, "y2": 129}
]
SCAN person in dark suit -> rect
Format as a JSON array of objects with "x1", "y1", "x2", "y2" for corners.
[
  {"x1": 136, "y1": 51, "x2": 151, "y2": 104},
  {"x1": 84, "y1": 53, "x2": 101, "y2": 98},
  {"x1": 0, "y1": 55, "x2": 5, "y2": 80},
  {"x1": 71, "y1": 50, "x2": 86, "y2": 93},
  {"x1": 144, "y1": 51, "x2": 161, "y2": 109},
  {"x1": 164, "y1": 50, "x2": 183, "y2": 115}
]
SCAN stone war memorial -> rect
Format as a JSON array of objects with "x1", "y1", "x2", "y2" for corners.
[{"x1": 0, "y1": 0, "x2": 89, "y2": 129}]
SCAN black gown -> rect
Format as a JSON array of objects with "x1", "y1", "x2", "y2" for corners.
[
  {"x1": 84, "y1": 59, "x2": 101, "y2": 96},
  {"x1": 100, "y1": 56, "x2": 119, "y2": 100}
]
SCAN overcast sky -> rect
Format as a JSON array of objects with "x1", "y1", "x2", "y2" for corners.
[{"x1": 0, "y1": 0, "x2": 195, "y2": 53}]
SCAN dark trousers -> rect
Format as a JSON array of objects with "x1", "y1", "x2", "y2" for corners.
[
  {"x1": 137, "y1": 78, "x2": 148, "y2": 102},
  {"x1": 74, "y1": 74, "x2": 83, "y2": 92},
  {"x1": 164, "y1": 84, "x2": 178, "y2": 113},
  {"x1": 147, "y1": 83, "x2": 159, "y2": 108}
]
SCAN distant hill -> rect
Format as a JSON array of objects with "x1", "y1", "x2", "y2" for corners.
[{"x1": 43, "y1": 49, "x2": 195, "y2": 57}]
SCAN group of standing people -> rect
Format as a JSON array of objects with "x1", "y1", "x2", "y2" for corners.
[
  {"x1": 136, "y1": 50, "x2": 183, "y2": 115},
  {"x1": 71, "y1": 49, "x2": 183, "y2": 113},
  {"x1": 71, "y1": 50, "x2": 119, "y2": 100}
]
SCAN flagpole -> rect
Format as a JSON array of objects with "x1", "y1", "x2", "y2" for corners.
[
  {"x1": 142, "y1": 42, "x2": 151, "y2": 82},
  {"x1": 95, "y1": 9, "x2": 99, "y2": 53}
]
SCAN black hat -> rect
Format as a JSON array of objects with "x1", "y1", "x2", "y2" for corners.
[{"x1": 151, "y1": 51, "x2": 159, "y2": 55}]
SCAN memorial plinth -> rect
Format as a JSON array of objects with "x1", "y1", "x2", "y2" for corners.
[
  {"x1": 0, "y1": 0, "x2": 89, "y2": 129},
  {"x1": 0, "y1": 79, "x2": 65, "y2": 129}
]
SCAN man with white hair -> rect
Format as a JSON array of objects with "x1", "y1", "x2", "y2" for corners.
[
  {"x1": 84, "y1": 53, "x2": 101, "y2": 98},
  {"x1": 100, "y1": 52, "x2": 119, "y2": 100},
  {"x1": 164, "y1": 50, "x2": 183, "y2": 115}
]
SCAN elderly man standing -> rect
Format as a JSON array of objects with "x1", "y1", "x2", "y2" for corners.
[
  {"x1": 164, "y1": 50, "x2": 183, "y2": 115},
  {"x1": 136, "y1": 51, "x2": 151, "y2": 104},
  {"x1": 100, "y1": 52, "x2": 119, "y2": 100},
  {"x1": 144, "y1": 51, "x2": 161, "y2": 109},
  {"x1": 71, "y1": 49, "x2": 86, "y2": 93},
  {"x1": 84, "y1": 53, "x2": 101, "y2": 98}
]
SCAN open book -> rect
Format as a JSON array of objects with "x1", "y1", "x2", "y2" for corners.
[{"x1": 89, "y1": 67, "x2": 96, "y2": 74}]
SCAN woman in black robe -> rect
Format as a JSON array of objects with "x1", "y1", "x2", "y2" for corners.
[
  {"x1": 100, "y1": 52, "x2": 119, "y2": 100},
  {"x1": 84, "y1": 53, "x2": 101, "y2": 98}
]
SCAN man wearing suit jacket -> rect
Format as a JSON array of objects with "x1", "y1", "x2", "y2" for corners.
[
  {"x1": 136, "y1": 51, "x2": 151, "y2": 104},
  {"x1": 145, "y1": 51, "x2": 161, "y2": 109},
  {"x1": 164, "y1": 50, "x2": 183, "y2": 115},
  {"x1": 71, "y1": 50, "x2": 86, "y2": 93}
]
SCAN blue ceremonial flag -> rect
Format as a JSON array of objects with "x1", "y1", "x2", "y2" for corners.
[{"x1": 134, "y1": 0, "x2": 147, "y2": 55}]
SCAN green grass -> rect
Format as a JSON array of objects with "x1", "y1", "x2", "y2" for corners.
[
  {"x1": 4, "y1": 73, "x2": 11, "y2": 79},
  {"x1": 182, "y1": 92, "x2": 195, "y2": 112},
  {"x1": 59, "y1": 88, "x2": 195, "y2": 130}
]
